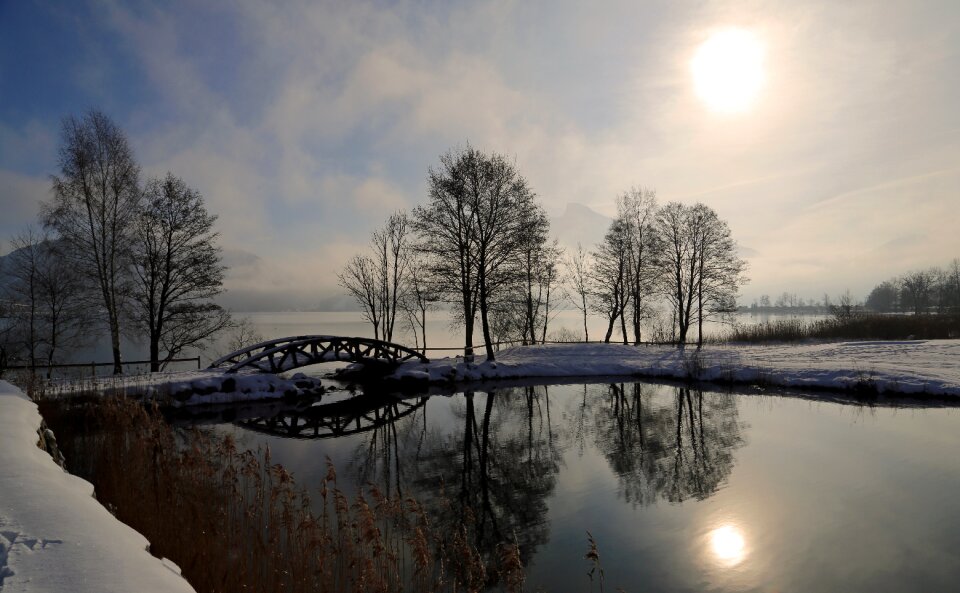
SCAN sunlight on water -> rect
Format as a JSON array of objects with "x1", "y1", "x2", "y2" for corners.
[{"x1": 709, "y1": 524, "x2": 747, "y2": 567}]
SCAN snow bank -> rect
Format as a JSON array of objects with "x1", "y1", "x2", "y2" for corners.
[
  {"x1": 0, "y1": 381, "x2": 197, "y2": 593},
  {"x1": 45, "y1": 371, "x2": 325, "y2": 407},
  {"x1": 387, "y1": 340, "x2": 960, "y2": 397}
]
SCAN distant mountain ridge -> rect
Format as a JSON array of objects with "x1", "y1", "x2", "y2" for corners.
[{"x1": 549, "y1": 202, "x2": 611, "y2": 250}]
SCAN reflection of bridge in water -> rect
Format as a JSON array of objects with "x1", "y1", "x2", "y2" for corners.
[
  {"x1": 209, "y1": 335, "x2": 429, "y2": 374},
  {"x1": 236, "y1": 394, "x2": 428, "y2": 440}
]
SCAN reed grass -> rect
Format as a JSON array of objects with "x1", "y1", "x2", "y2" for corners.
[
  {"x1": 714, "y1": 313, "x2": 960, "y2": 343},
  {"x1": 39, "y1": 396, "x2": 534, "y2": 593}
]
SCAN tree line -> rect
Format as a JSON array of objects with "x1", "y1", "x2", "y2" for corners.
[
  {"x1": 0, "y1": 109, "x2": 229, "y2": 375},
  {"x1": 865, "y1": 259, "x2": 960, "y2": 314},
  {"x1": 340, "y1": 145, "x2": 748, "y2": 358}
]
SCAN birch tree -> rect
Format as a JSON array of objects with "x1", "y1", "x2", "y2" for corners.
[{"x1": 43, "y1": 110, "x2": 141, "y2": 374}]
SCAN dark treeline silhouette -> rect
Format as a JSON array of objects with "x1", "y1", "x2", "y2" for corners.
[
  {"x1": 865, "y1": 258, "x2": 960, "y2": 314},
  {"x1": 0, "y1": 109, "x2": 231, "y2": 375}
]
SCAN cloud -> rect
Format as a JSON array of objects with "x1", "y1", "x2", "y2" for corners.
[
  {"x1": 4, "y1": 0, "x2": 959, "y2": 308},
  {"x1": 0, "y1": 170, "x2": 49, "y2": 251}
]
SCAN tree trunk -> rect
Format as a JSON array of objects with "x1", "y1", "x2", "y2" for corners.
[
  {"x1": 697, "y1": 285, "x2": 704, "y2": 349},
  {"x1": 108, "y1": 304, "x2": 123, "y2": 375},
  {"x1": 620, "y1": 309, "x2": 628, "y2": 345},
  {"x1": 462, "y1": 287, "x2": 475, "y2": 359},
  {"x1": 604, "y1": 315, "x2": 615, "y2": 343},
  {"x1": 479, "y1": 280, "x2": 495, "y2": 361}
]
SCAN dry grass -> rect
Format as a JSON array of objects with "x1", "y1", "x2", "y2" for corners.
[
  {"x1": 38, "y1": 396, "x2": 564, "y2": 593},
  {"x1": 714, "y1": 314, "x2": 960, "y2": 343}
]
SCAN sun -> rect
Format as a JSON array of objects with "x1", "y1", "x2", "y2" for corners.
[
  {"x1": 691, "y1": 28, "x2": 765, "y2": 114},
  {"x1": 709, "y1": 524, "x2": 747, "y2": 566}
]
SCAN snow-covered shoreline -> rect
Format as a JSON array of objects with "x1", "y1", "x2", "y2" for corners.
[
  {"x1": 38, "y1": 339, "x2": 960, "y2": 403},
  {"x1": 0, "y1": 381, "x2": 196, "y2": 593},
  {"x1": 386, "y1": 340, "x2": 960, "y2": 397}
]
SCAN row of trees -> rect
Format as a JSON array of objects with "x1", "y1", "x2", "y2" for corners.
[
  {"x1": 341, "y1": 146, "x2": 748, "y2": 356},
  {"x1": 865, "y1": 260, "x2": 960, "y2": 314},
  {"x1": 569, "y1": 191, "x2": 746, "y2": 347},
  {"x1": 0, "y1": 110, "x2": 229, "y2": 375}
]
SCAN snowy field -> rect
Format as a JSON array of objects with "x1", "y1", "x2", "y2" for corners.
[{"x1": 0, "y1": 381, "x2": 196, "y2": 593}]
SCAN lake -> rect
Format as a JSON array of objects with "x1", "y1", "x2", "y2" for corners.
[
  {"x1": 174, "y1": 379, "x2": 960, "y2": 592},
  {"x1": 68, "y1": 309, "x2": 830, "y2": 372}
]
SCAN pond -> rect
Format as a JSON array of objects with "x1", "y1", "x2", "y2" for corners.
[{"x1": 167, "y1": 379, "x2": 960, "y2": 592}]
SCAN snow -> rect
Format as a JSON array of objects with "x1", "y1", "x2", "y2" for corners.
[
  {"x1": 44, "y1": 371, "x2": 324, "y2": 407},
  {"x1": 0, "y1": 381, "x2": 197, "y2": 593},
  {"x1": 387, "y1": 340, "x2": 960, "y2": 397},
  {"x1": 41, "y1": 340, "x2": 960, "y2": 402}
]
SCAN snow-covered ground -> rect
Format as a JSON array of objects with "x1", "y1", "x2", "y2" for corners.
[
  {"x1": 389, "y1": 340, "x2": 960, "y2": 397},
  {"x1": 40, "y1": 339, "x2": 960, "y2": 402},
  {"x1": 0, "y1": 381, "x2": 196, "y2": 593}
]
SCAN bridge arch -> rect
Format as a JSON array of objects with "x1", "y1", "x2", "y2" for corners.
[
  {"x1": 236, "y1": 396, "x2": 427, "y2": 440},
  {"x1": 208, "y1": 335, "x2": 429, "y2": 374}
]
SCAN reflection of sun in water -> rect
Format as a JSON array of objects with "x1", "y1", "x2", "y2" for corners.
[
  {"x1": 709, "y1": 524, "x2": 747, "y2": 566},
  {"x1": 691, "y1": 28, "x2": 765, "y2": 114}
]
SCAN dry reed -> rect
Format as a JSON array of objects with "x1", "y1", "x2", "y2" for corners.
[{"x1": 38, "y1": 396, "x2": 554, "y2": 593}]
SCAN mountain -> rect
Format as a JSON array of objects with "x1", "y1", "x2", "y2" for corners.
[{"x1": 549, "y1": 202, "x2": 612, "y2": 251}]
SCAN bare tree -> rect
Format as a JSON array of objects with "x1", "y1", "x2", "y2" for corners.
[
  {"x1": 949, "y1": 258, "x2": 960, "y2": 313},
  {"x1": 43, "y1": 110, "x2": 141, "y2": 374},
  {"x1": 3, "y1": 228, "x2": 90, "y2": 375},
  {"x1": 655, "y1": 202, "x2": 698, "y2": 346},
  {"x1": 690, "y1": 204, "x2": 746, "y2": 348},
  {"x1": 900, "y1": 269, "x2": 936, "y2": 315},
  {"x1": 520, "y1": 238, "x2": 561, "y2": 345},
  {"x1": 222, "y1": 316, "x2": 265, "y2": 356},
  {"x1": 865, "y1": 281, "x2": 898, "y2": 312},
  {"x1": 372, "y1": 212, "x2": 412, "y2": 343},
  {"x1": 564, "y1": 243, "x2": 592, "y2": 341},
  {"x1": 830, "y1": 289, "x2": 857, "y2": 319},
  {"x1": 592, "y1": 219, "x2": 631, "y2": 344},
  {"x1": 4, "y1": 229, "x2": 43, "y2": 371},
  {"x1": 130, "y1": 174, "x2": 230, "y2": 371},
  {"x1": 469, "y1": 153, "x2": 548, "y2": 360},
  {"x1": 618, "y1": 187, "x2": 660, "y2": 344},
  {"x1": 339, "y1": 255, "x2": 381, "y2": 339},
  {"x1": 413, "y1": 147, "x2": 481, "y2": 358},
  {"x1": 538, "y1": 244, "x2": 563, "y2": 343},
  {"x1": 400, "y1": 253, "x2": 438, "y2": 354},
  {"x1": 414, "y1": 146, "x2": 549, "y2": 360},
  {"x1": 340, "y1": 212, "x2": 413, "y2": 343}
]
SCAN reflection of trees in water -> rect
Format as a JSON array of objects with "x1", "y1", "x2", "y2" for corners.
[
  {"x1": 347, "y1": 386, "x2": 562, "y2": 568},
  {"x1": 340, "y1": 382, "x2": 741, "y2": 574},
  {"x1": 591, "y1": 384, "x2": 743, "y2": 506},
  {"x1": 347, "y1": 397, "x2": 429, "y2": 499},
  {"x1": 418, "y1": 387, "x2": 561, "y2": 566}
]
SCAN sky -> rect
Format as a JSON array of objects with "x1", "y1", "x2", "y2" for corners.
[{"x1": 1, "y1": 0, "x2": 959, "y2": 310}]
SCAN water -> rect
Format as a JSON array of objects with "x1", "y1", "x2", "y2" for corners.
[
  {"x1": 187, "y1": 381, "x2": 960, "y2": 592},
  {"x1": 62, "y1": 309, "x2": 829, "y2": 371}
]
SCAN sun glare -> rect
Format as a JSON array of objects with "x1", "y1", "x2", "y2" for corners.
[
  {"x1": 709, "y1": 524, "x2": 747, "y2": 566},
  {"x1": 691, "y1": 28, "x2": 765, "y2": 114}
]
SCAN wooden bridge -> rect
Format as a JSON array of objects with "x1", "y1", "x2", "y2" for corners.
[{"x1": 208, "y1": 335, "x2": 429, "y2": 374}]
